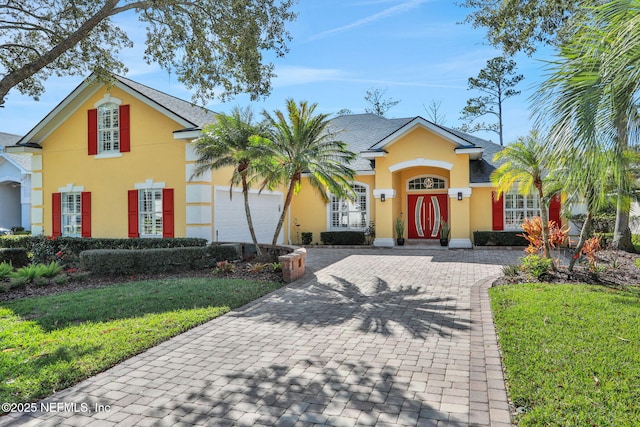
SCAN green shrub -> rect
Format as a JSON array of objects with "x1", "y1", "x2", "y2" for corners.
[
  {"x1": 41, "y1": 261, "x2": 62, "y2": 278},
  {"x1": 301, "y1": 232, "x2": 313, "y2": 245},
  {"x1": 0, "y1": 261, "x2": 13, "y2": 279},
  {"x1": 80, "y1": 245, "x2": 237, "y2": 276},
  {"x1": 8, "y1": 276, "x2": 29, "y2": 289},
  {"x1": 0, "y1": 248, "x2": 29, "y2": 267},
  {"x1": 12, "y1": 264, "x2": 45, "y2": 282},
  {"x1": 473, "y1": 231, "x2": 528, "y2": 246},
  {"x1": 502, "y1": 264, "x2": 520, "y2": 277},
  {"x1": 320, "y1": 231, "x2": 366, "y2": 245},
  {"x1": 520, "y1": 254, "x2": 554, "y2": 280},
  {"x1": 32, "y1": 277, "x2": 50, "y2": 287}
]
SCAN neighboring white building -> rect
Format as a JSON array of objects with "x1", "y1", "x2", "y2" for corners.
[{"x1": 0, "y1": 132, "x2": 31, "y2": 230}]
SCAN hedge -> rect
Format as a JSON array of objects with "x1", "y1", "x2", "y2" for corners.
[
  {"x1": 473, "y1": 231, "x2": 528, "y2": 246},
  {"x1": 80, "y1": 245, "x2": 239, "y2": 276},
  {"x1": 0, "y1": 236, "x2": 207, "y2": 254},
  {"x1": 320, "y1": 231, "x2": 366, "y2": 245},
  {"x1": 0, "y1": 248, "x2": 29, "y2": 267}
]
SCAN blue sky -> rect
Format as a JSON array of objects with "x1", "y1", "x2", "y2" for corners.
[{"x1": 1, "y1": 0, "x2": 553, "y2": 144}]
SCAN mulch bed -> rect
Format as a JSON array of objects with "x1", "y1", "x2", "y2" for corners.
[
  {"x1": 0, "y1": 261, "x2": 283, "y2": 302},
  {"x1": 494, "y1": 249, "x2": 640, "y2": 287}
]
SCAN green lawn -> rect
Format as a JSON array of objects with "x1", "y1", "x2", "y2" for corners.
[
  {"x1": 490, "y1": 283, "x2": 640, "y2": 426},
  {"x1": 0, "y1": 277, "x2": 284, "y2": 407}
]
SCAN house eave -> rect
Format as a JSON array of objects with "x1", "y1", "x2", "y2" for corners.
[
  {"x1": 173, "y1": 128, "x2": 202, "y2": 140},
  {"x1": 360, "y1": 150, "x2": 386, "y2": 159},
  {"x1": 4, "y1": 144, "x2": 42, "y2": 154},
  {"x1": 455, "y1": 147, "x2": 484, "y2": 160}
]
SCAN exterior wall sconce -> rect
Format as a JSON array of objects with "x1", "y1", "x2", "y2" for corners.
[
  {"x1": 381, "y1": 193, "x2": 386, "y2": 202},
  {"x1": 457, "y1": 192, "x2": 463, "y2": 201}
]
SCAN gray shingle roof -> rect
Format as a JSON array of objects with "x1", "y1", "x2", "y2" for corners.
[
  {"x1": 0, "y1": 132, "x2": 30, "y2": 172},
  {"x1": 113, "y1": 75, "x2": 217, "y2": 128},
  {"x1": 327, "y1": 114, "x2": 503, "y2": 182}
]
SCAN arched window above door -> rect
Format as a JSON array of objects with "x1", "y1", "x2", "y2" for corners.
[{"x1": 407, "y1": 176, "x2": 447, "y2": 191}]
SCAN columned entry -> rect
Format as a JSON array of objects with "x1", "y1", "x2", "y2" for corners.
[{"x1": 408, "y1": 194, "x2": 448, "y2": 239}]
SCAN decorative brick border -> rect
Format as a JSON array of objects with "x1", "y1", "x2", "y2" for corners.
[
  {"x1": 278, "y1": 247, "x2": 307, "y2": 282},
  {"x1": 469, "y1": 275, "x2": 514, "y2": 426}
]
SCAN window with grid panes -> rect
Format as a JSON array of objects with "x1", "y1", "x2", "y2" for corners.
[
  {"x1": 61, "y1": 193, "x2": 82, "y2": 236},
  {"x1": 98, "y1": 102, "x2": 120, "y2": 153},
  {"x1": 504, "y1": 192, "x2": 539, "y2": 229},
  {"x1": 330, "y1": 184, "x2": 368, "y2": 230},
  {"x1": 139, "y1": 189, "x2": 163, "y2": 237}
]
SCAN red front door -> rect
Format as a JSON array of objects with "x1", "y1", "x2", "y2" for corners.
[{"x1": 408, "y1": 194, "x2": 448, "y2": 239}]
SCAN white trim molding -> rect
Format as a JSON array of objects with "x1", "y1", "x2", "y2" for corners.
[
  {"x1": 134, "y1": 179, "x2": 165, "y2": 190},
  {"x1": 94, "y1": 94, "x2": 122, "y2": 108},
  {"x1": 449, "y1": 238, "x2": 473, "y2": 249},
  {"x1": 389, "y1": 158, "x2": 453, "y2": 173},
  {"x1": 374, "y1": 237, "x2": 395, "y2": 247},
  {"x1": 470, "y1": 182, "x2": 494, "y2": 187},
  {"x1": 58, "y1": 183, "x2": 85, "y2": 193},
  {"x1": 373, "y1": 189, "x2": 396, "y2": 199},
  {"x1": 448, "y1": 188, "x2": 472, "y2": 199}
]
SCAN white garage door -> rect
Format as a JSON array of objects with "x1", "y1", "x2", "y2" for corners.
[{"x1": 214, "y1": 187, "x2": 284, "y2": 244}]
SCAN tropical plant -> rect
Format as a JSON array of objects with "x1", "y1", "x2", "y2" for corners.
[
  {"x1": 256, "y1": 99, "x2": 357, "y2": 247},
  {"x1": 491, "y1": 131, "x2": 556, "y2": 260},
  {"x1": 534, "y1": 0, "x2": 640, "y2": 252},
  {"x1": 0, "y1": 261, "x2": 12, "y2": 278},
  {"x1": 192, "y1": 107, "x2": 266, "y2": 256},
  {"x1": 395, "y1": 216, "x2": 405, "y2": 239},
  {"x1": 439, "y1": 218, "x2": 450, "y2": 240}
]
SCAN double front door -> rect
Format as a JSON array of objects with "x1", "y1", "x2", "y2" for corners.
[{"x1": 408, "y1": 194, "x2": 448, "y2": 239}]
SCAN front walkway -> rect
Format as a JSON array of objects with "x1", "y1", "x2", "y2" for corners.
[{"x1": 3, "y1": 248, "x2": 523, "y2": 426}]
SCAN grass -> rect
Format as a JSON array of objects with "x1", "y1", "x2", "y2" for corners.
[
  {"x1": 490, "y1": 283, "x2": 640, "y2": 426},
  {"x1": 0, "y1": 277, "x2": 284, "y2": 407}
]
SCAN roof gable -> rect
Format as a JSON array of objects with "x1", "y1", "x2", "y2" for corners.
[
  {"x1": 0, "y1": 132, "x2": 30, "y2": 172},
  {"x1": 18, "y1": 74, "x2": 217, "y2": 146}
]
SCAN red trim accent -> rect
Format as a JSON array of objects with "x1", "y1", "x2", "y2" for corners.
[
  {"x1": 128, "y1": 190, "x2": 139, "y2": 238},
  {"x1": 162, "y1": 188, "x2": 174, "y2": 238},
  {"x1": 81, "y1": 192, "x2": 91, "y2": 238},
  {"x1": 492, "y1": 191, "x2": 504, "y2": 231},
  {"x1": 52, "y1": 193, "x2": 62, "y2": 237},
  {"x1": 119, "y1": 104, "x2": 130, "y2": 152},
  {"x1": 88, "y1": 109, "x2": 98, "y2": 155},
  {"x1": 549, "y1": 194, "x2": 562, "y2": 226}
]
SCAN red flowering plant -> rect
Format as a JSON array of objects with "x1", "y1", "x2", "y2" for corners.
[{"x1": 519, "y1": 216, "x2": 569, "y2": 268}]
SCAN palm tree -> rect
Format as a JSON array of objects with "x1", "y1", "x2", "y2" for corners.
[
  {"x1": 191, "y1": 107, "x2": 266, "y2": 256},
  {"x1": 491, "y1": 130, "x2": 556, "y2": 260},
  {"x1": 534, "y1": 0, "x2": 640, "y2": 252},
  {"x1": 256, "y1": 99, "x2": 357, "y2": 247}
]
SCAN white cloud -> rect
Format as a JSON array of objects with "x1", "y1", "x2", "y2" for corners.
[{"x1": 309, "y1": 0, "x2": 431, "y2": 41}]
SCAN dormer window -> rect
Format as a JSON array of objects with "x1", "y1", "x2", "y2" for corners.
[{"x1": 98, "y1": 103, "x2": 120, "y2": 153}]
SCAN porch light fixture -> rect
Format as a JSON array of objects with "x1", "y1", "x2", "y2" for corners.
[
  {"x1": 381, "y1": 193, "x2": 386, "y2": 202},
  {"x1": 457, "y1": 192, "x2": 463, "y2": 201}
]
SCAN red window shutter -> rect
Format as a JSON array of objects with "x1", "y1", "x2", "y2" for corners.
[
  {"x1": 492, "y1": 191, "x2": 504, "y2": 231},
  {"x1": 119, "y1": 104, "x2": 130, "y2": 153},
  {"x1": 128, "y1": 190, "x2": 139, "y2": 238},
  {"x1": 81, "y1": 192, "x2": 92, "y2": 238},
  {"x1": 549, "y1": 194, "x2": 562, "y2": 226},
  {"x1": 88, "y1": 109, "x2": 98, "y2": 155},
  {"x1": 162, "y1": 188, "x2": 174, "y2": 238},
  {"x1": 52, "y1": 193, "x2": 62, "y2": 237}
]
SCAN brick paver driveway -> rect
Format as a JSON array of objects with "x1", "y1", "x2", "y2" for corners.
[{"x1": 3, "y1": 248, "x2": 523, "y2": 427}]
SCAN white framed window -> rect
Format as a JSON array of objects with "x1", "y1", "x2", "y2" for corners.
[
  {"x1": 61, "y1": 192, "x2": 81, "y2": 236},
  {"x1": 139, "y1": 189, "x2": 163, "y2": 237},
  {"x1": 407, "y1": 175, "x2": 447, "y2": 191},
  {"x1": 330, "y1": 184, "x2": 368, "y2": 230},
  {"x1": 504, "y1": 192, "x2": 539, "y2": 229},
  {"x1": 98, "y1": 102, "x2": 120, "y2": 153}
]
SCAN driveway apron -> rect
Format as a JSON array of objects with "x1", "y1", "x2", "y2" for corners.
[{"x1": 3, "y1": 248, "x2": 523, "y2": 427}]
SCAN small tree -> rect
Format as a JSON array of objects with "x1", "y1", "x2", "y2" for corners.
[
  {"x1": 424, "y1": 100, "x2": 447, "y2": 125},
  {"x1": 191, "y1": 107, "x2": 266, "y2": 256},
  {"x1": 491, "y1": 131, "x2": 555, "y2": 261},
  {"x1": 459, "y1": 56, "x2": 523, "y2": 146},
  {"x1": 256, "y1": 99, "x2": 358, "y2": 247},
  {"x1": 364, "y1": 87, "x2": 400, "y2": 117}
]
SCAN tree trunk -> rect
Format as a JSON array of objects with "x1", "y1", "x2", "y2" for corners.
[
  {"x1": 569, "y1": 210, "x2": 593, "y2": 272},
  {"x1": 271, "y1": 174, "x2": 299, "y2": 248},
  {"x1": 538, "y1": 187, "x2": 553, "y2": 269},
  {"x1": 612, "y1": 196, "x2": 634, "y2": 252},
  {"x1": 241, "y1": 173, "x2": 262, "y2": 257}
]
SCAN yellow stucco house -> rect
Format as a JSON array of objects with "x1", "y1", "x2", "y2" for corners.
[{"x1": 9, "y1": 74, "x2": 561, "y2": 247}]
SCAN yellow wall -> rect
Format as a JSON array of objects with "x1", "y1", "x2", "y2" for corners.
[
  {"x1": 289, "y1": 174, "x2": 374, "y2": 244},
  {"x1": 470, "y1": 187, "x2": 495, "y2": 236},
  {"x1": 42, "y1": 86, "x2": 188, "y2": 237}
]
